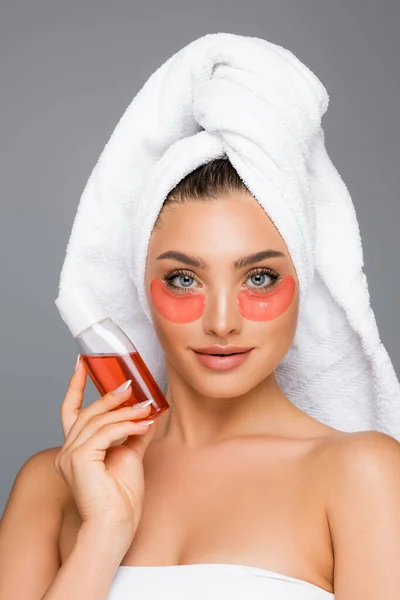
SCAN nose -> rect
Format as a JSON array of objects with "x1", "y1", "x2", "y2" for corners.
[{"x1": 202, "y1": 286, "x2": 242, "y2": 337}]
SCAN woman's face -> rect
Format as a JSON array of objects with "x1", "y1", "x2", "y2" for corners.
[{"x1": 144, "y1": 189, "x2": 300, "y2": 398}]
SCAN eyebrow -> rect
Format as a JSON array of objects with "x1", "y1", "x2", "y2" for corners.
[{"x1": 156, "y1": 249, "x2": 285, "y2": 269}]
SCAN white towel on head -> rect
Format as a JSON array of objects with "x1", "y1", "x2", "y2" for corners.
[{"x1": 56, "y1": 32, "x2": 400, "y2": 441}]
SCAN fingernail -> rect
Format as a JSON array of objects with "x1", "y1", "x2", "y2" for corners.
[
  {"x1": 111, "y1": 380, "x2": 132, "y2": 395},
  {"x1": 139, "y1": 419, "x2": 154, "y2": 425},
  {"x1": 74, "y1": 355, "x2": 80, "y2": 372},
  {"x1": 132, "y1": 398, "x2": 153, "y2": 409}
]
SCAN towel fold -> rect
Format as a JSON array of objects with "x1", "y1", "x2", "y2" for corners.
[{"x1": 56, "y1": 32, "x2": 400, "y2": 440}]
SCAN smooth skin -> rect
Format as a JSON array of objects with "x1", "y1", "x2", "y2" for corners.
[
  {"x1": 0, "y1": 368, "x2": 160, "y2": 599},
  {"x1": 1, "y1": 189, "x2": 400, "y2": 599}
]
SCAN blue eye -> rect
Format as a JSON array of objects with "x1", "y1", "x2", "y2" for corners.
[
  {"x1": 162, "y1": 267, "x2": 280, "y2": 294},
  {"x1": 162, "y1": 269, "x2": 199, "y2": 292},
  {"x1": 244, "y1": 268, "x2": 280, "y2": 292},
  {"x1": 172, "y1": 274, "x2": 195, "y2": 288},
  {"x1": 247, "y1": 272, "x2": 271, "y2": 287}
]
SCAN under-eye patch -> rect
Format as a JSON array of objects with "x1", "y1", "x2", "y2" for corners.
[
  {"x1": 237, "y1": 275, "x2": 296, "y2": 321},
  {"x1": 150, "y1": 277, "x2": 206, "y2": 323},
  {"x1": 151, "y1": 275, "x2": 295, "y2": 323}
]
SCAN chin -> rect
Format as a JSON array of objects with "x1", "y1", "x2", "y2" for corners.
[{"x1": 183, "y1": 369, "x2": 265, "y2": 399}]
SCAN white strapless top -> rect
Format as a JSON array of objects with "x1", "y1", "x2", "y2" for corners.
[{"x1": 107, "y1": 564, "x2": 335, "y2": 599}]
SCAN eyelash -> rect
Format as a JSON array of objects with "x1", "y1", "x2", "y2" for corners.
[{"x1": 162, "y1": 267, "x2": 281, "y2": 293}]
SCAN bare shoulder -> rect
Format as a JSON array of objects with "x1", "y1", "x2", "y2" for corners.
[
  {"x1": 317, "y1": 431, "x2": 400, "y2": 595},
  {"x1": 319, "y1": 428, "x2": 400, "y2": 475},
  {"x1": 8, "y1": 445, "x2": 71, "y2": 508},
  {"x1": 314, "y1": 428, "x2": 400, "y2": 490},
  {"x1": 0, "y1": 446, "x2": 72, "y2": 598},
  {"x1": 306, "y1": 427, "x2": 400, "y2": 522},
  {"x1": 318, "y1": 429, "x2": 400, "y2": 552},
  {"x1": 0, "y1": 445, "x2": 72, "y2": 540}
]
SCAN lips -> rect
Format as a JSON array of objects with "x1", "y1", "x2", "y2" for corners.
[
  {"x1": 191, "y1": 346, "x2": 254, "y2": 370},
  {"x1": 192, "y1": 345, "x2": 253, "y2": 356}
]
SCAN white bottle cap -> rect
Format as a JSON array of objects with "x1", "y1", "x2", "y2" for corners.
[{"x1": 54, "y1": 283, "x2": 108, "y2": 338}]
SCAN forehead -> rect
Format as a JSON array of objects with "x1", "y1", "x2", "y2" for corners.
[{"x1": 148, "y1": 191, "x2": 288, "y2": 259}]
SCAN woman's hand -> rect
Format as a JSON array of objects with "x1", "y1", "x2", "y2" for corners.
[{"x1": 54, "y1": 356, "x2": 159, "y2": 539}]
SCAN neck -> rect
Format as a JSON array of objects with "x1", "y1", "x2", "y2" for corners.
[{"x1": 154, "y1": 368, "x2": 301, "y2": 449}]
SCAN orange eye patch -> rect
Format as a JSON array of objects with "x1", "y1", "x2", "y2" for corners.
[
  {"x1": 237, "y1": 275, "x2": 296, "y2": 321},
  {"x1": 150, "y1": 277, "x2": 206, "y2": 323},
  {"x1": 151, "y1": 275, "x2": 295, "y2": 324}
]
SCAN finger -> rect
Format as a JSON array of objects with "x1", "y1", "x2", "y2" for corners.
[
  {"x1": 69, "y1": 419, "x2": 154, "y2": 457},
  {"x1": 123, "y1": 413, "x2": 159, "y2": 458},
  {"x1": 64, "y1": 381, "x2": 134, "y2": 447},
  {"x1": 66, "y1": 402, "x2": 153, "y2": 449},
  {"x1": 60, "y1": 355, "x2": 88, "y2": 439}
]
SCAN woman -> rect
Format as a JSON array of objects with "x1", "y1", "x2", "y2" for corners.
[
  {"x1": 1, "y1": 33, "x2": 400, "y2": 599},
  {"x1": 1, "y1": 158, "x2": 400, "y2": 600}
]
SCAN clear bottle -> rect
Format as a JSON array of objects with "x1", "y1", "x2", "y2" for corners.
[{"x1": 54, "y1": 283, "x2": 170, "y2": 422}]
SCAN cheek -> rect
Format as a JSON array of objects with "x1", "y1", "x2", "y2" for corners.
[
  {"x1": 150, "y1": 277, "x2": 206, "y2": 323},
  {"x1": 237, "y1": 275, "x2": 296, "y2": 322}
]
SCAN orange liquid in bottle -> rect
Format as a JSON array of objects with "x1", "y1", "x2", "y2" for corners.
[{"x1": 81, "y1": 351, "x2": 169, "y2": 420}]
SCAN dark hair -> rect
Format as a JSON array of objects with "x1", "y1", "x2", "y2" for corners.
[{"x1": 155, "y1": 158, "x2": 249, "y2": 226}]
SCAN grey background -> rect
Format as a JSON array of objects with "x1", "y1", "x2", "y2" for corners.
[{"x1": 1, "y1": 0, "x2": 399, "y2": 515}]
